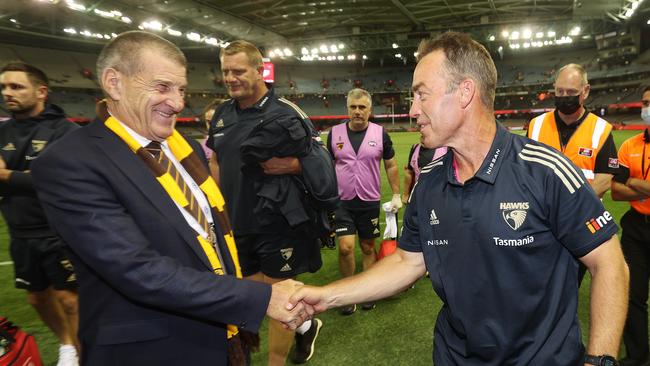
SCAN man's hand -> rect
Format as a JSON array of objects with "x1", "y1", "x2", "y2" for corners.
[
  {"x1": 260, "y1": 157, "x2": 302, "y2": 175},
  {"x1": 266, "y1": 279, "x2": 313, "y2": 330},
  {"x1": 287, "y1": 285, "x2": 332, "y2": 314},
  {"x1": 390, "y1": 193, "x2": 403, "y2": 213},
  {"x1": 401, "y1": 193, "x2": 410, "y2": 205}
]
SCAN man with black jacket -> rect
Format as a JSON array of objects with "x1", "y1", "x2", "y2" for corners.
[
  {"x1": 208, "y1": 40, "x2": 338, "y2": 365},
  {"x1": 0, "y1": 62, "x2": 79, "y2": 365}
]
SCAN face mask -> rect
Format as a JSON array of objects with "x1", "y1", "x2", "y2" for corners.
[
  {"x1": 555, "y1": 95, "x2": 581, "y2": 115},
  {"x1": 641, "y1": 107, "x2": 650, "y2": 125}
]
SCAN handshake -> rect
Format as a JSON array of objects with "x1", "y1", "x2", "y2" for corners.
[{"x1": 265, "y1": 279, "x2": 329, "y2": 330}]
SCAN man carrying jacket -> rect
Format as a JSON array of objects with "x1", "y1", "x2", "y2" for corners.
[{"x1": 208, "y1": 40, "x2": 337, "y2": 365}]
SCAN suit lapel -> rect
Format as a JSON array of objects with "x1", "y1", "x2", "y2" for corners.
[{"x1": 86, "y1": 120, "x2": 214, "y2": 271}]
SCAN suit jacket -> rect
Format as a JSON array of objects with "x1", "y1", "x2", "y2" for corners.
[{"x1": 31, "y1": 120, "x2": 271, "y2": 366}]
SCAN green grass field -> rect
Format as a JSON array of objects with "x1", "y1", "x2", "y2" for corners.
[{"x1": 0, "y1": 129, "x2": 642, "y2": 365}]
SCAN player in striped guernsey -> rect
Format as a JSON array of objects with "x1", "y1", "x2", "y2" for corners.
[{"x1": 288, "y1": 31, "x2": 629, "y2": 366}]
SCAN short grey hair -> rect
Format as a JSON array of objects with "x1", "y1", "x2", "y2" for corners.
[
  {"x1": 96, "y1": 31, "x2": 186, "y2": 89},
  {"x1": 556, "y1": 63, "x2": 588, "y2": 86},
  {"x1": 347, "y1": 88, "x2": 372, "y2": 108}
]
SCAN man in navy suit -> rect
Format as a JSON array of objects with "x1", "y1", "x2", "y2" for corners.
[{"x1": 31, "y1": 31, "x2": 310, "y2": 365}]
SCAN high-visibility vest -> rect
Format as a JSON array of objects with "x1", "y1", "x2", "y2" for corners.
[{"x1": 528, "y1": 111, "x2": 612, "y2": 181}]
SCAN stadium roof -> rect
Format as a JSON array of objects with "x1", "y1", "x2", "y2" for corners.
[{"x1": 0, "y1": 0, "x2": 647, "y2": 63}]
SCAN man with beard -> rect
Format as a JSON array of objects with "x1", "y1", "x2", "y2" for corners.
[
  {"x1": 0, "y1": 62, "x2": 79, "y2": 366},
  {"x1": 527, "y1": 63, "x2": 619, "y2": 198}
]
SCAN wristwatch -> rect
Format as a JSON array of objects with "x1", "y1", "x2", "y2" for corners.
[{"x1": 584, "y1": 354, "x2": 619, "y2": 366}]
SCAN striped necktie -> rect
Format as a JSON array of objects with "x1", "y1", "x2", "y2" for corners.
[{"x1": 145, "y1": 141, "x2": 211, "y2": 235}]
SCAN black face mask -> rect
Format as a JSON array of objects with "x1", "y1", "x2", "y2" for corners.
[{"x1": 555, "y1": 95, "x2": 581, "y2": 115}]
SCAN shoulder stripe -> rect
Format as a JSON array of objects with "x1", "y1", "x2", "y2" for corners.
[
  {"x1": 521, "y1": 144, "x2": 585, "y2": 184},
  {"x1": 419, "y1": 160, "x2": 444, "y2": 174},
  {"x1": 592, "y1": 117, "x2": 608, "y2": 149},
  {"x1": 278, "y1": 98, "x2": 309, "y2": 120},
  {"x1": 519, "y1": 144, "x2": 585, "y2": 194}
]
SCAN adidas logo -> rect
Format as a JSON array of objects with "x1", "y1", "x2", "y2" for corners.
[
  {"x1": 2, "y1": 142, "x2": 15, "y2": 151},
  {"x1": 429, "y1": 209, "x2": 439, "y2": 225},
  {"x1": 280, "y1": 263, "x2": 292, "y2": 272}
]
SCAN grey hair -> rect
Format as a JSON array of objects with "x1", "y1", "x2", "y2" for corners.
[{"x1": 347, "y1": 88, "x2": 372, "y2": 108}]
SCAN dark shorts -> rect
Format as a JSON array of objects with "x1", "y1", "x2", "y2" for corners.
[
  {"x1": 334, "y1": 198, "x2": 380, "y2": 240},
  {"x1": 10, "y1": 236, "x2": 77, "y2": 292},
  {"x1": 236, "y1": 232, "x2": 322, "y2": 279}
]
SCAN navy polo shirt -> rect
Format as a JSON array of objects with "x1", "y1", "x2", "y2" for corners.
[
  {"x1": 207, "y1": 86, "x2": 317, "y2": 235},
  {"x1": 399, "y1": 123, "x2": 617, "y2": 365}
]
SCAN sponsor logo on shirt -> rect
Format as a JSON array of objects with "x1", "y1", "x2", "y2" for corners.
[
  {"x1": 608, "y1": 158, "x2": 619, "y2": 168},
  {"x1": 585, "y1": 211, "x2": 613, "y2": 234},
  {"x1": 429, "y1": 209, "x2": 439, "y2": 225},
  {"x1": 485, "y1": 148, "x2": 501, "y2": 175},
  {"x1": 493, "y1": 235, "x2": 535, "y2": 246},
  {"x1": 500, "y1": 202, "x2": 529, "y2": 230},
  {"x1": 215, "y1": 119, "x2": 224, "y2": 128},
  {"x1": 1, "y1": 142, "x2": 15, "y2": 151},
  {"x1": 336, "y1": 142, "x2": 344, "y2": 150},
  {"x1": 578, "y1": 147, "x2": 593, "y2": 157},
  {"x1": 368, "y1": 140, "x2": 377, "y2": 147},
  {"x1": 427, "y1": 239, "x2": 448, "y2": 246}
]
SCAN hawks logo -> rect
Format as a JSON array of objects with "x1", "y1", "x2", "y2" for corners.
[
  {"x1": 336, "y1": 142, "x2": 344, "y2": 150},
  {"x1": 31, "y1": 140, "x2": 47, "y2": 153},
  {"x1": 280, "y1": 248, "x2": 293, "y2": 261},
  {"x1": 500, "y1": 202, "x2": 529, "y2": 230}
]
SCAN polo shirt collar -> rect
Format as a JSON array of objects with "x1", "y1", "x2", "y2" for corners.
[
  {"x1": 235, "y1": 83, "x2": 275, "y2": 111},
  {"x1": 446, "y1": 122, "x2": 511, "y2": 185}
]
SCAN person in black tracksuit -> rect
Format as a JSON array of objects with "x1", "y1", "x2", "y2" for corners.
[{"x1": 0, "y1": 62, "x2": 80, "y2": 365}]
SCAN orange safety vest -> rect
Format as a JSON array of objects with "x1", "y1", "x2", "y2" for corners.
[
  {"x1": 527, "y1": 111, "x2": 612, "y2": 181},
  {"x1": 617, "y1": 131, "x2": 650, "y2": 215}
]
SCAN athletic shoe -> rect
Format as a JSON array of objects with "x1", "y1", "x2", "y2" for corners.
[
  {"x1": 57, "y1": 344, "x2": 79, "y2": 366},
  {"x1": 361, "y1": 302, "x2": 376, "y2": 310},
  {"x1": 338, "y1": 304, "x2": 356, "y2": 316},
  {"x1": 291, "y1": 318, "x2": 323, "y2": 364}
]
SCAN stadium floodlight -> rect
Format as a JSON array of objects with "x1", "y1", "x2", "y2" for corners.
[
  {"x1": 311, "y1": 48, "x2": 318, "y2": 55},
  {"x1": 320, "y1": 45, "x2": 329, "y2": 53},
  {"x1": 338, "y1": 43, "x2": 344, "y2": 49},
  {"x1": 167, "y1": 28, "x2": 182, "y2": 37},
  {"x1": 488, "y1": 35, "x2": 495, "y2": 41},
  {"x1": 330, "y1": 45, "x2": 338, "y2": 53},
  {"x1": 536, "y1": 32, "x2": 544, "y2": 39},
  {"x1": 523, "y1": 42, "x2": 530, "y2": 48},
  {"x1": 362, "y1": 55, "x2": 368, "y2": 60},
  {"x1": 283, "y1": 48, "x2": 293, "y2": 56},
  {"x1": 395, "y1": 53, "x2": 402, "y2": 58},
  {"x1": 392, "y1": 43, "x2": 399, "y2": 49},
  {"x1": 569, "y1": 26, "x2": 581, "y2": 36},
  {"x1": 141, "y1": 20, "x2": 163, "y2": 31},
  {"x1": 66, "y1": 1, "x2": 86, "y2": 11},
  {"x1": 501, "y1": 30, "x2": 509, "y2": 38},
  {"x1": 121, "y1": 16, "x2": 132, "y2": 24},
  {"x1": 111, "y1": 10, "x2": 122, "y2": 17},
  {"x1": 497, "y1": 46, "x2": 503, "y2": 52},
  {"x1": 186, "y1": 32, "x2": 201, "y2": 42},
  {"x1": 111, "y1": 33, "x2": 117, "y2": 38},
  {"x1": 413, "y1": 51, "x2": 418, "y2": 57},
  {"x1": 301, "y1": 47, "x2": 309, "y2": 55},
  {"x1": 9, "y1": 18, "x2": 17, "y2": 23},
  {"x1": 205, "y1": 37, "x2": 218, "y2": 46},
  {"x1": 547, "y1": 30, "x2": 555, "y2": 38},
  {"x1": 522, "y1": 29, "x2": 532, "y2": 39},
  {"x1": 510, "y1": 31, "x2": 520, "y2": 40},
  {"x1": 63, "y1": 27, "x2": 77, "y2": 34},
  {"x1": 94, "y1": 9, "x2": 114, "y2": 18},
  {"x1": 269, "y1": 51, "x2": 276, "y2": 58},
  {"x1": 337, "y1": 55, "x2": 344, "y2": 60},
  {"x1": 273, "y1": 48, "x2": 283, "y2": 57}
]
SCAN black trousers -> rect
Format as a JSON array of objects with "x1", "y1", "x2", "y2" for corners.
[{"x1": 622, "y1": 208, "x2": 650, "y2": 361}]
